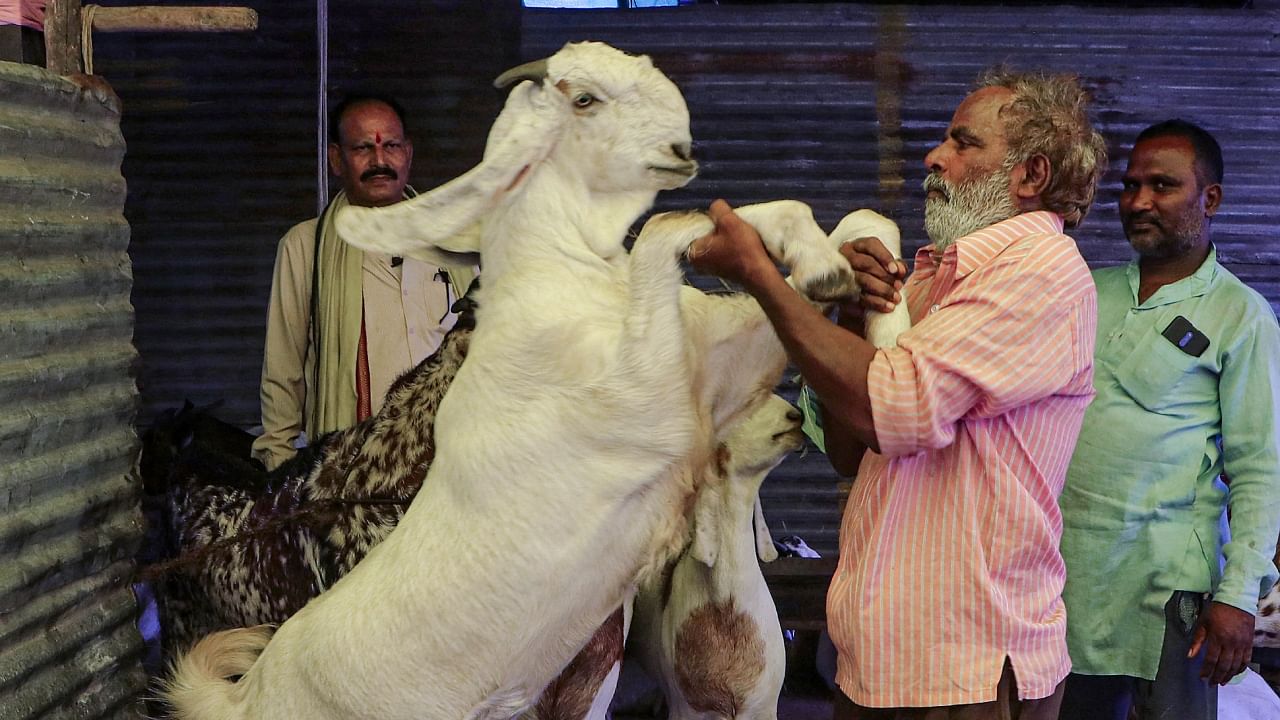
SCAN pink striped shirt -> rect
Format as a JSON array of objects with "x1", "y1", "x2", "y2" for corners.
[{"x1": 827, "y1": 211, "x2": 1097, "y2": 707}]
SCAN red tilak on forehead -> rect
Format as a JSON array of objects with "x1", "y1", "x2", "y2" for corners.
[{"x1": 375, "y1": 131, "x2": 382, "y2": 144}]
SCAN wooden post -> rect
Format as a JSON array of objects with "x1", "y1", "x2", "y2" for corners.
[
  {"x1": 43, "y1": 0, "x2": 84, "y2": 76},
  {"x1": 88, "y1": 6, "x2": 258, "y2": 33}
]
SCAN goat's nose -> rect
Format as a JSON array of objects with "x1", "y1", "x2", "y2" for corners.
[{"x1": 671, "y1": 143, "x2": 692, "y2": 162}]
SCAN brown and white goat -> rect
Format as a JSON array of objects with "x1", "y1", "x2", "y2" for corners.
[{"x1": 632, "y1": 395, "x2": 803, "y2": 720}]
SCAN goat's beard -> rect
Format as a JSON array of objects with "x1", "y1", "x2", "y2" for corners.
[{"x1": 923, "y1": 166, "x2": 1018, "y2": 252}]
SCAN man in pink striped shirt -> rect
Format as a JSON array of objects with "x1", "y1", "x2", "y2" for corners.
[{"x1": 689, "y1": 69, "x2": 1106, "y2": 718}]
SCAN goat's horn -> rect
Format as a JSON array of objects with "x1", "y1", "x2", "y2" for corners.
[{"x1": 493, "y1": 58, "x2": 549, "y2": 89}]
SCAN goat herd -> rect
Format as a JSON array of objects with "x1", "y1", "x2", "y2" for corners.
[{"x1": 134, "y1": 37, "x2": 1273, "y2": 720}]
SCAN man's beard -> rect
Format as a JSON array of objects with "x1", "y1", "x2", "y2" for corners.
[
  {"x1": 923, "y1": 166, "x2": 1019, "y2": 251},
  {"x1": 1122, "y1": 206, "x2": 1204, "y2": 260}
]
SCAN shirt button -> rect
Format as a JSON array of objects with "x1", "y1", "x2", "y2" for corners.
[{"x1": 929, "y1": 304, "x2": 940, "y2": 314}]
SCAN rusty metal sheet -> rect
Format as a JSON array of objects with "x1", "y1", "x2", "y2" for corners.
[{"x1": 0, "y1": 62, "x2": 145, "y2": 720}]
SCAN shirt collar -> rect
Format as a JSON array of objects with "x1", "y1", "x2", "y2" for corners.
[
  {"x1": 913, "y1": 211, "x2": 1065, "y2": 280},
  {"x1": 1124, "y1": 243, "x2": 1219, "y2": 307}
]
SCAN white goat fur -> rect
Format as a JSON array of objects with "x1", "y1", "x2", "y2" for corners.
[
  {"x1": 632, "y1": 395, "x2": 803, "y2": 720},
  {"x1": 162, "y1": 42, "x2": 905, "y2": 720}
]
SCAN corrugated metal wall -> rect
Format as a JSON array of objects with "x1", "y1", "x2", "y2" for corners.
[
  {"x1": 523, "y1": 4, "x2": 1280, "y2": 555},
  {"x1": 0, "y1": 64, "x2": 145, "y2": 719},
  {"x1": 326, "y1": 1, "x2": 522, "y2": 188},
  {"x1": 526, "y1": 5, "x2": 1280, "y2": 277},
  {"x1": 91, "y1": 0, "x2": 317, "y2": 431}
]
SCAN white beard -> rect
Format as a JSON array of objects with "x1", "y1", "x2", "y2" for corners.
[{"x1": 923, "y1": 168, "x2": 1018, "y2": 251}]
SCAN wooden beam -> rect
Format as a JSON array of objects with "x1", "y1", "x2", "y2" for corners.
[
  {"x1": 88, "y1": 6, "x2": 258, "y2": 33},
  {"x1": 43, "y1": 0, "x2": 84, "y2": 75}
]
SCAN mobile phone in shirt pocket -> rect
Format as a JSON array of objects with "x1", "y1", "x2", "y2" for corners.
[
  {"x1": 1113, "y1": 325, "x2": 1201, "y2": 414},
  {"x1": 1161, "y1": 315, "x2": 1210, "y2": 357}
]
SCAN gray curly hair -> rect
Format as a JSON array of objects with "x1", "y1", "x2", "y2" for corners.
[{"x1": 977, "y1": 68, "x2": 1108, "y2": 229}]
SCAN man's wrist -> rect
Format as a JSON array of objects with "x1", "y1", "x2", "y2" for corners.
[
  {"x1": 1210, "y1": 594, "x2": 1259, "y2": 618},
  {"x1": 834, "y1": 306, "x2": 865, "y2": 335},
  {"x1": 741, "y1": 257, "x2": 785, "y2": 294}
]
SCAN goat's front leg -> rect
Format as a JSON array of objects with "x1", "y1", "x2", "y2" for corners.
[
  {"x1": 623, "y1": 201, "x2": 824, "y2": 366},
  {"x1": 732, "y1": 200, "x2": 858, "y2": 302},
  {"x1": 638, "y1": 201, "x2": 858, "y2": 303},
  {"x1": 632, "y1": 202, "x2": 853, "y2": 432},
  {"x1": 620, "y1": 211, "x2": 707, "y2": 375},
  {"x1": 622, "y1": 212, "x2": 789, "y2": 474},
  {"x1": 709, "y1": 202, "x2": 910, "y2": 349},
  {"x1": 828, "y1": 208, "x2": 912, "y2": 348}
]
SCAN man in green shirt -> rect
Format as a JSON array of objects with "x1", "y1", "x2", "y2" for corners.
[{"x1": 1058, "y1": 120, "x2": 1280, "y2": 719}]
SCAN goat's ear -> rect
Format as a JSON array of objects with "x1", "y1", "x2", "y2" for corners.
[
  {"x1": 691, "y1": 444, "x2": 732, "y2": 568},
  {"x1": 753, "y1": 496, "x2": 779, "y2": 563},
  {"x1": 335, "y1": 80, "x2": 568, "y2": 261},
  {"x1": 336, "y1": 210, "x2": 480, "y2": 268}
]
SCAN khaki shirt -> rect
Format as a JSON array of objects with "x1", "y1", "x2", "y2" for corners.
[{"x1": 252, "y1": 218, "x2": 470, "y2": 469}]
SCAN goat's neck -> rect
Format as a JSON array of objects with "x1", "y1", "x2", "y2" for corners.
[{"x1": 479, "y1": 161, "x2": 656, "y2": 278}]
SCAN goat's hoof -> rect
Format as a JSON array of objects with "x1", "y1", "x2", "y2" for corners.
[{"x1": 795, "y1": 265, "x2": 858, "y2": 302}]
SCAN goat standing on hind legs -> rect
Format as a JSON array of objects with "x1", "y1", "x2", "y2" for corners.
[{"x1": 161, "y1": 41, "x2": 892, "y2": 720}]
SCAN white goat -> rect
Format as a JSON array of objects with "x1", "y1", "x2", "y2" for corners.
[
  {"x1": 631, "y1": 395, "x2": 802, "y2": 720},
  {"x1": 161, "y1": 41, "x2": 903, "y2": 720}
]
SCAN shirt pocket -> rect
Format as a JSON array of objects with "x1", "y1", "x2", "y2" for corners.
[{"x1": 1112, "y1": 327, "x2": 1199, "y2": 414}]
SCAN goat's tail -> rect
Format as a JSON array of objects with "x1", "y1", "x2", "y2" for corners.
[{"x1": 159, "y1": 625, "x2": 272, "y2": 719}]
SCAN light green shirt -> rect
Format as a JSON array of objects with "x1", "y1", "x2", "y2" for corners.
[{"x1": 1060, "y1": 247, "x2": 1280, "y2": 679}]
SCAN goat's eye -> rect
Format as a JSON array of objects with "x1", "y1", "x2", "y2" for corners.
[{"x1": 573, "y1": 93, "x2": 598, "y2": 108}]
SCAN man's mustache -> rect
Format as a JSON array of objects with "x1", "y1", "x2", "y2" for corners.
[
  {"x1": 922, "y1": 173, "x2": 951, "y2": 200},
  {"x1": 361, "y1": 166, "x2": 398, "y2": 182}
]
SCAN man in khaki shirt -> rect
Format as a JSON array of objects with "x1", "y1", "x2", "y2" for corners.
[{"x1": 252, "y1": 94, "x2": 475, "y2": 470}]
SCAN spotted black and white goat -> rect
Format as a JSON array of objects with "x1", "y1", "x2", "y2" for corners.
[
  {"x1": 162, "y1": 41, "x2": 906, "y2": 720},
  {"x1": 1257, "y1": 558, "x2": 1280, "y2": 649},
  {"x1": 149, "y1": 286, "x2": 477, "y2": 656}
]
